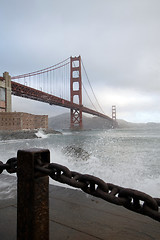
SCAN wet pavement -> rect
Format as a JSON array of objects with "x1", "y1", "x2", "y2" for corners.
[{"x1": 0, "y1": 174, "x2": 160, "y2": 240}]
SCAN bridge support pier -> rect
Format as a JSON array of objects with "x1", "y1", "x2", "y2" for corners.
[
  {"x1": 70, "y1": 56, "x2": 83, "y2": 130},
  {"x1": 0, "y1": 72, "x2": 12, "y2": 112}
]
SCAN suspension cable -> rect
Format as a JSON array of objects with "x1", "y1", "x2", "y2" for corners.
[
  {"x1": 11, "y1": 57, "x2": 70, "y2": 80},
  {"x1": 72, "y1": 61, "x2": 97, "y2": 111},
  {"x1": 82, "y1": 82, "x2": 98, "y2": 111},
  {"x1": 81, "y1": 59, "x2": 105, "y2": 114}
]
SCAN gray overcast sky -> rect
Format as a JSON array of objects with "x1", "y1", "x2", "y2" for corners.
[{"x1": 1, "y1": 0, "x2": 160, "y2": 122}]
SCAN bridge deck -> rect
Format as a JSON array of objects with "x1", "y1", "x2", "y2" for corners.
[
  {"x1": 11, "y1": 81, "x2": 112, "y2": 121},
  {"x1": 0, "y1": 174, "x2": 159, "y2": 240}
]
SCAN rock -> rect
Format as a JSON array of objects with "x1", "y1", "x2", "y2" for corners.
[
  {"x1": 63, "y1": 145, "x2": 90, "y2": 160},
  {"x1": 0, "y1": 128, "x2": 61, "y2": 141}
]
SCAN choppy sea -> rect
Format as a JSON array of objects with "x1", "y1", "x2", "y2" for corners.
[{"x1": 0, "y1": 127, "x2": 160, "y2": 199}]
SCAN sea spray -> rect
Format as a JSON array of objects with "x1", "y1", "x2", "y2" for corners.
[{"x1": 0, "y1": 128, "x2": 160, "y2": 198}]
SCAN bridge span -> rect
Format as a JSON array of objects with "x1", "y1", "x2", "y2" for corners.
[
  {"x1": 0, "y1": 56, "x2": 116, "y2": 129},
  {"x1": 11, "y1": 81, "x2": 112, "y2": 121}
]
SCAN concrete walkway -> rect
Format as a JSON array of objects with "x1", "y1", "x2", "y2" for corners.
[{"x1": 0, "y1": 174, "x2": 160, "y2": 240}]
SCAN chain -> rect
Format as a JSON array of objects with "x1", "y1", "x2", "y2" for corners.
[
  {"x1": 0, "y1": 158, "x2": 17, "y2": 174},
  {"x1": 0, "y1": 157, "x2": 160, "y2": 222},
  {"x1": 35, "y1": 162, "x2": 160, "y2": 222}
]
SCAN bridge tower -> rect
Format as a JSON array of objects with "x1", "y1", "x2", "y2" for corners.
[
  {"x1": 112, "y1": 105, "x2": 117, "y2": 128},
  {"x1": 0, "y1": 72, "x2": 12, "y2": 112},
  {"x1": 70, "y1": 56, "x2": 82, "y2": 129}
]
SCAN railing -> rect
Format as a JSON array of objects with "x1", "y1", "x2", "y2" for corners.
[{"x1": 0, "y1": 148, "x2": 160, "y2": 240}]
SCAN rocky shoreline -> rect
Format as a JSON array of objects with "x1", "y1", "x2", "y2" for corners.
[{"x1": 0, "y1": 128, "x2": 61, "y2": 141}]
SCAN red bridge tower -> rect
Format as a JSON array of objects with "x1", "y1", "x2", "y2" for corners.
[
  {"x1": 70, "y1": 56, "x2": 82, "y2": 129},
  {"x1": 112, "y1": 105, "x2": 118, "y2": 128}
]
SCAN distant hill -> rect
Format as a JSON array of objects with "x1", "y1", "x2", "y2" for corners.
[
  {"x1": 48, "y1": 113, "x2": 113, "y2": 130},
  {"x1": 48, "y1": 113, "x2": 160, "y2": 130},
  {"x1": 49, "y1": 113, "x2": 70, "y2": 130},
  {"x1": 117, "y1": 119, "x2": 160, "y2": 129},
  {"x1": 117, "y1": 119, "x2": 144, "y2": 128}
]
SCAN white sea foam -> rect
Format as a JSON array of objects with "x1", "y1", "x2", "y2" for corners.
[
  {"x1": 35, "y1": 129, "x2": 48, "y2": 138},
  {"x1": 48, "y1": 144, "x2": 160, "y2": 197},
  {"x1": 0, "y1": 128, "x2": 160, "y2": 198},
  {"x1": 0, "y1": 175, "x2": 16, "y2": 199}
]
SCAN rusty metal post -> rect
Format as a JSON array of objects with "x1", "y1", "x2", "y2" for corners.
[{"x1": 17, "y1": 148, "x2": 50, "y2": 240}]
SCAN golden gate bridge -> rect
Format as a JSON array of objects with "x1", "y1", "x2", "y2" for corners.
[{"x1": 10, "y1": 56, "x2": 115, "y2": 129}]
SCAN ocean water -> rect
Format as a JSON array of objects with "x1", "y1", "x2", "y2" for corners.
[{"x1": 0, "y1": 127, "x2": 160, "y2": 199}]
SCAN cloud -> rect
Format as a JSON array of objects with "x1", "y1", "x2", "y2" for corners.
[{"x1": 1, "y1": 0, "x2": 160, "y2": 122}]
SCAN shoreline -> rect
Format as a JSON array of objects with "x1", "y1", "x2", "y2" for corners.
[{"x1": 0, "y1": 128, "x2": 61, "y2": 141}]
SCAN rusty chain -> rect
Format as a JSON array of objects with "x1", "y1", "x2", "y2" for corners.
[
  {"x1": 0, "y1": 158, "x2": 17, "y2": 174},
  {"x1": 35, "y1": 162, "x2": 160, "y2": 222},
  {"x1": 0, "y1": 158, "x2": 160, "y2": 222}
]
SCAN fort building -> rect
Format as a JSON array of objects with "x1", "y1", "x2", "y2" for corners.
[
  {"x1": 0, "y1": 72, "x2": 48, "y2": 131},
  {"x1": 0, "y1": 112, "x2": 48, "y2": 131}
]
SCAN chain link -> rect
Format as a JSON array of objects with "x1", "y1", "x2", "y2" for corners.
[
  {"x1": 0, "y1": 158, "x2": 17, "y2": 174},
  {"x1": 0, "y1": 157, "x2": 160, "y2": 222},
  {"x1": 35, "y1": 162, "x2": 160, "y2": 222}
]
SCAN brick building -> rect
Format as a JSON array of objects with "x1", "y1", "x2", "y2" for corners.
[
  {"x1": 0, "y1": 112, "x2": 48, "y2": 131},
  {"x1": 0, "y1": 72, "x2": 48, "y2": 131}
]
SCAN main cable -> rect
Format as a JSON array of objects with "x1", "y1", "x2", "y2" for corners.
[
  {"x1": 82, "y1": 82, "x2": 98, "y2": 111},
  {"x1": 11, "y1": 57, "x2": 70, "y2": 80},
  {"x1": 81, "y1": 59, "x2": 105, "y2": 114},
  {"x1": 72, "y1": 61, "x2": 98, "y2": 111}
]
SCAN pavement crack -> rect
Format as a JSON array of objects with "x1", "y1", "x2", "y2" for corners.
[{"x1": 50, "y1": 219, "x2": 104, "y2": 240}]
